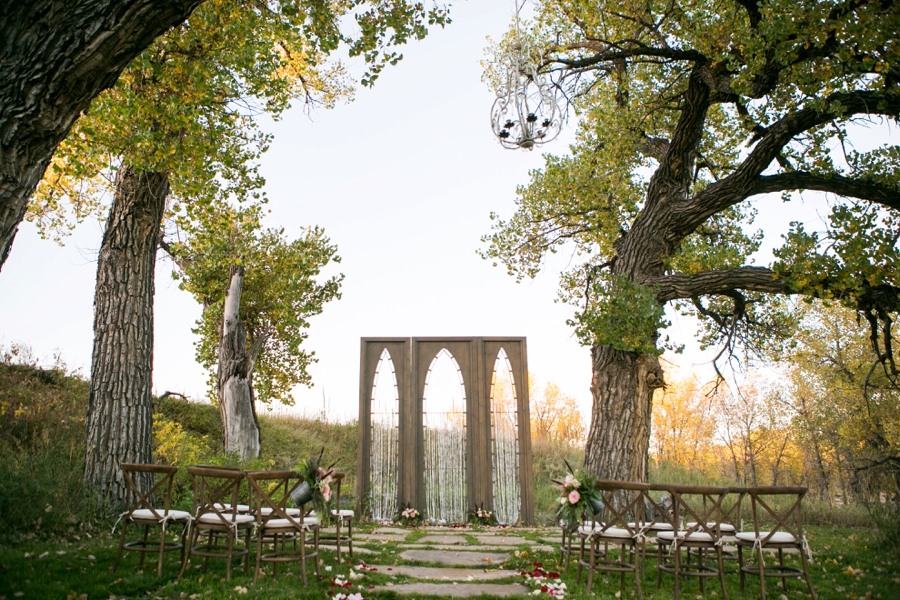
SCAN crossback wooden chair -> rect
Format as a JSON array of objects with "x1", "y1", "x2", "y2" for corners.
[
  {"x1": 656, "y1": 484, "x2": 732, "y2": 600},
  {"x1": 577, "y1": 480, "x2": 648, "y2": 599},
  {"x1": 178, "y1": 466, "x2": 254, "y2": 582},
  {"x1": 629, "y1": 486, "x2": 676, "y2": 577},
  {"x1": 321, "y1": 472, "x2": 353, "y2": 564},
  {"x1": 245, "y1": 470, "x2": 320, "y2": 584},
  {"x1": 737, "y1": 486, "x2": 817, "y2": 600},
  {"x1": 112, "y1": 464, "x2": 191, "y2": 577}
]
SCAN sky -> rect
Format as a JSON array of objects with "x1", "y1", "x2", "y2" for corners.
[{"x1": 0, "y1": 0, "x2": 890, "y2": 423}]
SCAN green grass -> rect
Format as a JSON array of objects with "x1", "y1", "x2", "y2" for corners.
[
  {"x1": 1, "y1": 525, "x2": 898, "y2": 599},
  {"x1": 2, "y1": 360, "x2": 899, "y2": 599}
]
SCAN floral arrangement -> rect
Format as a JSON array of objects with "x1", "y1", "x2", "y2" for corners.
[
  {"x1": 470, "y1": 503, "x2": 495, "y2": 526},
  {"x1": 552, "y1": 460, "x2": 602, "y2": 531},
  {"x1": 398, "y1": 504, "x2": 420, "y2": 525},
  {"x1": 521, "y1": 562, "x2": 566, "y2": 597},
  {"x1": 295, "y1": 447, "x2": 336, "y2": 514}
]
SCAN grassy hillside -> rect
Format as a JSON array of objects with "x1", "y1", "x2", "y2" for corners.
[{"x1": 2, "y1": 360, "x2": 887, "y2": 545}]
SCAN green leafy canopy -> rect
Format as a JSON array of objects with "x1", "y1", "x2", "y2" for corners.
[
  {"x1": 481, "y1": 0, "x2": 900, "y2": 360},
  {"x1": 172, "y1": 202, "x2": 343, "y2": 404}
]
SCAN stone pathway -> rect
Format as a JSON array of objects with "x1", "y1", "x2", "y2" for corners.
[
  {"x1": 399, "y1": 549, "x2": 511, "y2": 566},
  {"x1": 339, "y1": 526, "x2": 560, "y2": 597},
  {"x1": 367, "y1": 565, "x2": 518, "y2": 580},
  {"x1": 375, "y1": 583, "x2": 531, "y2": 596}
]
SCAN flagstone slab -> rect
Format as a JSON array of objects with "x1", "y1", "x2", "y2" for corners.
[
  {"x1": 399, "y1": 549, "x2": 511, "y2": 566},
  {"x1": 400, "y1": 544, "x2": 554, "y2": 554},
  {"x1": 472, "y1": 535, "x2": 530, "y2": 546},
  {"x1": 374, "y1": 583, "x2": 530, "y2": 597},
  {"x1": 367, "y1": 565, "x2": 518, "y2": 580},
  {"x1": 417, "y1": 535, "x2": 470, "y2": 545},
  {"x1": 374, "y1": 527, "x2": 411, "y2": 535},
  {"x1": 354, "y1": 534, "x2": 401, "y2": 541},
  {"x1": 540, "y1": 537, "x2": 564, "y2": 545}
]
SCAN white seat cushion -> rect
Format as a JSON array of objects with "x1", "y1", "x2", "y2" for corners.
[
  {"x1": 130, "y1": 509, "x2": 191, "y2": 522},
  {"x1": 658, "y1": 530, "x2": 715, "y2": 542},
  {"x1": 259, "y1": 507, "x2": 302, "y2": 517},
  {"x1": 578, "y1": 525, "x2": 631, "y2": 539},
  {"x1": 686, "y1": 522, "x2": 736, "y2": 533},
  {"x1": 578, "y1": 523, "x2": 604, "y2": 535},
  {"x1": 212, "y1": 503, "x2": 251, "y2": 513},
  {"x1": 261, "y1": 518, "x2": 306, "y2": 530},
  {"x1": 628, "y1": 521, "x2": 674, "y2": 531},
  {"x1": 597, "y1": 527, "x2": 633, "y2": 539},
  {"x1": 332, "y1": 509, "x2": 355, "y2": 518},
  {"x1": 735, "y1": 531, "x2": 797, "y2": 544},
  {"x1": 198, "y1": 513, "x2": 255, "y2": 525}
]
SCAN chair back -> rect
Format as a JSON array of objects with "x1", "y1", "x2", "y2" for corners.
[
  {"x1": 590, "y1": 479, "x2": 650, "y2": 538},
  {"x1": 186, "y1": 465, "x2": 245, "y2": 524},
  {"x1": 666, "y1": 483, "x2": 732, "y2": 539},
  {"x1": 747, "y1": 485, "x2": 808, "y2": 547},
  {"x1": 119, "y1": 463, "x2": 178, "y2": 520},
  {"x1": 245, "y1": 470, "x2": 310, "y2": 529}
]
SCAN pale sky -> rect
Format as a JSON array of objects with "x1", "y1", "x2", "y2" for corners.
[{"x1": 0, "y1": 0, "x2": 889, "y2": 422}]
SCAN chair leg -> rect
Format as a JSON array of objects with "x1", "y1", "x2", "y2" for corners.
[
  {"x1": 253, "y1": 528, "x2": 264, "y2": 584},
  {"x1": 656, "y1": 542, "x2": 664, "y2": 590},
  {"x1": 698, "y1": 548, "x2": 705, "y2": 594},
  {"x1": 585, "y1": 538, "x2": 596, "y2": 593},
  {"x1": 314, "y1": 527, "x2": 321, "y2": 577},
  {"x1": 336, "y1": 515, "x2": 343, "y2": 565},
  {"x1": 244, "y1": 529, "x2": 251, "y2": 574},
  {"x1": 738, "y1": 545, "x2": 745, "y2": 591},
  {"x1": 756, "y1": 543, "x2": 767, "y2": 600},
  {"x1": 799, "y1": 545, "x2": 818, "y2": 600},
  {"x1": 778, "y1": 548, "x2": 787, "y2": 592},
  {"x1": 225, "y1": 529, "x2": 235, "y2": 581},
  {"x1": 576, "y1": 536, "x2": 585, "y2": 585},
  {"x1": 177, "y1": 523, "x2": 197, "y2": 582},
  {"x1": 299, "y1": 530, "x2": 308, "y2": 586},
  {"x1": 632, "y1": 543, "x2": 643, "y2": 599},
  {"x1": 346, "y1": 518, "x2": 353, "y2": 559},
  {"x1": 673, "y1": 543, "x2": 681, "y2": 600},
  {"x1": 157, "y1": 525, "x2": 167, "y2": 577},
  {"x1": 139, "y1": 525, "x2": 149, "y2": 569},
  {"x1": 716, "y1": 545, "x2": 730, "y2": 600},
  {"x1": 112, "y1": 521, "x2": 129, "y2": 573}
]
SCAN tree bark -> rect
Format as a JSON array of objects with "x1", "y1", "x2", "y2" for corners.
[
  {"x1": 217, "y1": 265, "x2": 262, "y2": 460},
  {"x1": 0, "y1": 0, "x2": 202, "y2": 270},
  {"x1": 84, "y1": 164, "x2": 168, "y2": 505},
  {"x1": 583, "y1": 346, "x2": 663, "y2": 481}
]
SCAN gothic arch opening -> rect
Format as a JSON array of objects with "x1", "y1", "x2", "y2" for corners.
[
  {"x1": 370, "y1": 348, "x2": 399, "y2": 520},
  {"x1": 490, "y1": 347, "x2": 520, "y2": 524},
  {"x1": 422, "y1": 348, "x2": 467, "y2": 523}
]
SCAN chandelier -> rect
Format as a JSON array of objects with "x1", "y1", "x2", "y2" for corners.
[{"x1": 490, "y1": 40, "x2": 562, "y2": 150}]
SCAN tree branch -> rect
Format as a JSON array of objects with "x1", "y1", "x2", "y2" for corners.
[
  {"x1": 750, "y1": 171, "x2": 900, "y2": 211},
  {"x1": 652, "y1": 266, "x2": 793, "y2": 303},
  {"x1": 674, "y1": 91, "x2": 900, "y2": 236}
]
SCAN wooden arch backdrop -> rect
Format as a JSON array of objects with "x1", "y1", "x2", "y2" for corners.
[{"x1": 357, "y1": 337, "x2": 534, "y2": 525}]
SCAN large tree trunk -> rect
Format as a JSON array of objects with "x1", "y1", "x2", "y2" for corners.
[
  {"x1": 84, "y1": 164, "x2": 168, "y2": 505},
  {"x1": 0, "y1": 0, "x2": 202, "y2": 270},
  {"x1": 217, "y1": 265, "x2": 262, "y2": 460},
  {"x1": 584, "y1": 345, "x2": 664, "y2": 481}
]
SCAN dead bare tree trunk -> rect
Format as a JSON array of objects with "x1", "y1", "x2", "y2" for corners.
[
  {"x1": 217, "y1": 265, "x2": 264, "y2": 460},
  {"x1": 84, "y1": 164, "x2": 168, "y2": 505}
]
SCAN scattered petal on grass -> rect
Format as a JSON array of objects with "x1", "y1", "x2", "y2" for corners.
[{"x1": 233, "y1": 585, "x2": 248, "y2": 594}]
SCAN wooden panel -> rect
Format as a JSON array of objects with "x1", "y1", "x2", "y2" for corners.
[
  {"x1": 481, "y1": 338, "x2": 534, "y2": 524},
  {"x1": 359, "y1": 336, "x2": 533, "y2": 524},
  {"x1": 413, "y1": 338, "x2": 477, "y2": 515},
  {"x1": 357, "y1": 338, "x2": 409, "y2": 518}
]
